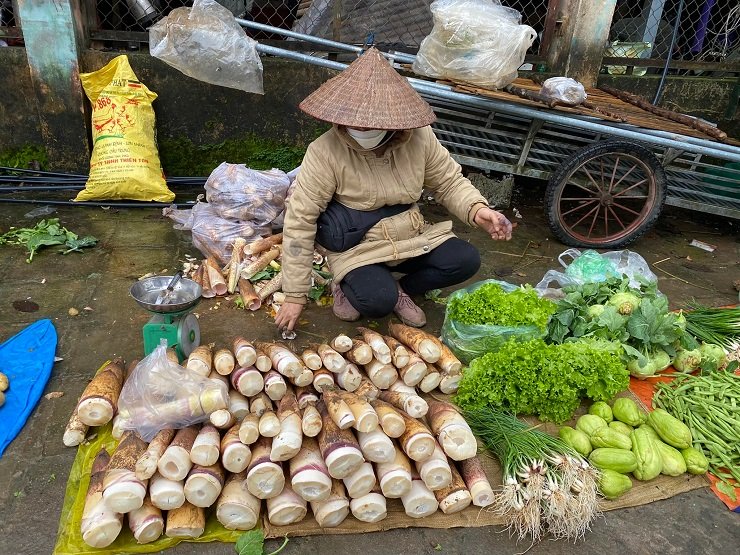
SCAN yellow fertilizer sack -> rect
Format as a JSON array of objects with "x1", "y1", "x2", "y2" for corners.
[{"x1": 76, "y1": 55, "x2": 174, "y2": 203}]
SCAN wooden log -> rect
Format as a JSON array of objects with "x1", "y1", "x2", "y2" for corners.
[
  {"x1": 266, "y1": 482, "x2": 308, "y2": 526},
  {"x1": 330, "y1": 334, "x2": 353, "y2": 353},
  {"x1": 190, "y1": 424, "x2": 221, "y2": 467},
  {"x1": 165, "y1": 501, "x2": 205, "y2": 538},
  {"x1": 245, "y1": 233, "x2": 283, "y2": 256},
  {"x1": 184, "y1": 461, "x2": 225, "y2": 508},
  {"x1": 233, "y1": 337, "x2": 257, "y2": 368},
  {"x1": 216, "y1": 471, "x2": 262, "y2": 530},
  {"x1": 301, "y1": 348, "x2": 323, "y2": 371},
  {"x1": 401, "y1": 479, "x2": 439, "y2": 518},
  {"x1": 317, "y1": 401, "x2": 365, "y2": 479},
  {"x1": 213, "y1": 348, "x2": 235, "y2": 376},
  {"x1": 81, "y1": 449, "x2": 122, "y2": 548},
  {"x1": 128, "y1": 494, "x2": 164, "y2": 544},
  {"x1": 221, "y1": 423, "x2": 252, "y2": 473},
  {"x1": 342, "y1": 461, "x2": 376, "y2": 499},
  {"x1": 346, "y1": 339, "x2": 373, "y2": 366},
  {"x1": 246, "y1": 436, "x2": 285, "y2": 499},
  {"x1": 370, "y1": 399, "x2": 406, "y2": 438},
  {"x1": 459, "y1": 456, "x2": 494, "y2": 507},
  {"x1": 264, "y1": 369, "x2": 287, "y2": 401},
  {"x1": 158, "y1": 426, "x2": 198, "y2": 481},
  {"x1": 311, "y1": 480, "x2": 350, "y2": 528},
  {"x1": 63, "y1": 406, "x2": 88, "y2": 447},
  {"x1": 205, "y1": 257, "x2": 228, "y2": 296},
  {"x1": 77, "y1": 358, "x2": 125, "y2": 427},
  {"x1": 136, "y1": 429, "x2": 176, "y2": 481},
  {"x1": 357, "y1": 327, "x2": 391, "y2": 364},
  {"x1": 289, "y1": 436, "x2": 332, "y2": 502},
  {"x1": 271, "y1": 393, "x2": 303, "y2": 461},
  {"x1": 238, "y1": 413, "x2": 260, "y2": 445},
  {"x1": 238, "y1": 277, "x2": 261, "y2": 311},
  {"x1": 185, "y1": 345, "x2": 212, "y2": 378},
  {"x1": 149, "y1": 472, "x2": 185, "y2": 510},
  {"x1": 102, "y1": 431, "x2": 149, "y2": 513},
  {"x1": 433, "y1": 463, "x2": 472, "y2": 514}
]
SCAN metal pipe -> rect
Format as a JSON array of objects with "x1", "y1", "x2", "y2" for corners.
[
  {"x1": 256, "y1": 43, "x2": 740, "y2": 162},
  {"x1": 239, "y1": 19, "x2": 418, "y2": 64},
  {"x1": 654, "y1": 0, "x2": 686, "y2": 104},
  {"x1": 0, "y1": 198, "x2": 188, "y2": 208}
]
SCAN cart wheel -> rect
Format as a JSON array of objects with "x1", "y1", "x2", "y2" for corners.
[{"x1": 546, "y1": 141, "x2": 666, "y2": 248}]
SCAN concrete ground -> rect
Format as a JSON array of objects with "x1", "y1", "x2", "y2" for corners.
[{"x1": 0, "y1": 186, "x2": 738, "y2": 555}]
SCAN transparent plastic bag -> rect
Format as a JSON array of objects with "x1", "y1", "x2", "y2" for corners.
[
  {"x1": 205, "y1": 162, "x2": 291, "y2": 224},
  {"x1": 117, "y1": 342, "x2": 229, "y2": 442},
  {"x1": 149, "y1": 0, "x2": 263, "y2": 94},
  {"x1": 540, "y1": 77, "x2": 587, "y2": 106},
  {"x1": 534, "y1": 248, "x2": 657, "y2": 298},
  {"x1": 412, "y1": 0, "x2": 536, "y2": 89},
  {"x1": 163, "y1": 201, "x2": 268, "y2": 264},
  {"x1": 441, "y1": 279, "x2": 547, "y2": 363}
]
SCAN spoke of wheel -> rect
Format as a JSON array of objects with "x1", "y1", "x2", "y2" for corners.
[
  {"x1": 561, "y1": 200, "x2": 597, "y2": 217},
  {"x1": 560, "y1": 197, "x2": 599, "y2": 201},
  {"x1": 587, "y1": 203, "x2": 601, "y2": 238},
  {"x1": 615, "y1": 195, "x2": 648, "y2": 199},
  {"x1": 569, "y1": 203, "x2": 600, "y2": 230},
  {"x1": 581, "y1": 166, "x2": 603, "y2": 193},
  {"x1": 608, "y1": 156, "x2": 621, "y2": 193},
  {"x1": 609, "y1": 160, "x2": 640, "y2": 193},
  {"x1": 612, "y1": 179, "x2": 648, "y2": 198},
  {"x1": 566, "y1": 181, "x2": 600, "y2": 195},
  {"x1": 612, "y1": 202, "x2": 641, "y2": 217},
  {"x1": 600, "y1": 158, "x2": 605, "y2": 188},
  {"x1": 608, "y1": 205, "x2": 626, "y2": 230}
]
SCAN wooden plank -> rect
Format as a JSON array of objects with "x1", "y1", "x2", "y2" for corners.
[{"x1": 601, "y1": 57, "x2": 740, "y2": 72}]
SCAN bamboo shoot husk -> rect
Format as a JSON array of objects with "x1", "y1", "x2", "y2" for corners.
[
  {"x1": 200, "y1": 261, "x2": 214, "y2": 298},
  {"x1": 165, "y1": 501, "x2": 205, "y2": 538},
  {"x1": 350, "y1": 491, "x2": 387, "y2": 523},
  {"x1": 210, "y1": 409, "x2": 236, "y2": 429},
  {"x1": 136, "y1": 429, "x2": 176, "y2": 481},
  {"x1": 398, "y1": 354, "x2": 428, "y2": 387},
  {"x1": 221, "y1": 423, "x2": 252, "y2": 473},
  {"x1": 416, "y1": 443, "x2": 453, "y2": 491},
  {"x1": 289, "y1": 437, "x2": 332, "y2": 502},
  {"x1": 245, "y1": 233, "x2": 283, "y2": 255},
  {"x1": 63, "y1": 406, "x2": 88, "y2": 447},
  {"x1": 165, "y1": 348, "x2": 180, "y2": 365},
  {"x1": 379, "y1": 389, "x2": 428, "y2": 419},
  {"x1": 364, "y1": 359, "x2": 398, "y2": 390},
  {"x1": 292, "y1": 365, "x2": 314, "y2": 388},
  {"x1": 433, "y1": 463, "x2": 472, "y2": 514},
  {"x1": 111, "y1": 414, "x2": 125, "y2": 440},
  {"x1": 264, "y1": 369, "x2": 287, "y2": 401},
  {"x1": 213, "y1": 348, "x2": 235, "y2": 376},
  {"x1": 227, "y1": 238, "x2": 246, "y2": 294},
  {"x1": 249, "y1": 392, "x2": 271, "y2": 416},
  {"x1": 388, "y1": 322, "x2": 440, "y2": 363},
  {"x1": 185, "y1": 345, "x2": 212, "y2": 378},
  {"x1": 322, "y1": 388, "x2": 356, "y2": 429},
  {"x1": 266, "y1": 482, "x2": 308, "y2": 526},
  {"x1": 426, "y1": 399, "x2": 477, "y2": 461},
  {"x1": 418, "y1": 367, "x2": 442, "y2": 393},
  {"x1": 311, "y1": 480, "x2": 350, "y2": 528},
  {"x1": 339, "y1": 392, "x2": 378, "y2": 433},
  {"x1": 438, "y1": 373, "x2": 461, "y2": 394},
  {"x1": 190, "y1": 424, "x2": 221, "y2": 467},
  {"x1": 241, "y1": 247, "x2": 281, "y2": 280},
  {"x1": 401, "y1": 480, "x2": 439, "y2": 518},
  {"x1": 312, "y1": 367, "x2": 335, "y2": 392},
  {"x1": 149, "y1": 472, "x2": 185, "y2": 510},
  {"x1": 316, "y1": 343, "x2": 347, "y2": 373},
  {"x1": 128, "y1": 494, "x2": 164, "y2": 544},
  {"x1": 355, "y1": 377, "x2": 379, "y2": 400},
  {"x1": 228, "y1": 389, "x2": 250, "y2": 421},
  {"x1": 336, "y1": 363, "x2": 362, "y2": 392},
  {"x1": 191, "y1": 264, "x2": 205, "y2": 291},
  {"x1": 317, "y1": 401, "x2": 365, "y2": 479},
  {"x1": 376, "y1": 446, "x2": 413, "y2": 498},
  {"x1": 357, "y1": 327, "x2": 392, "y2": 364},
  {"x1": 102, "y1": 431, "x2": 148, "y2": 513},
  {"x1": 357, "y1": 428, "x2": 394, "y2": 463},
  {"x1": 342, "y1": 462, "x2": 376, "y2": 499},
  {"x1": 259, "y1": 410, "x2": 281, "y2": 438},
  {"x1": 158, "y1": 426, "x2": 198, "y2": 481},
  {"x1": 254, "y1": 348, "x2": 271, "y2": 372},
  {"x1": 216, "y1": 471, "x2": 261, "y2": 530},
  {"x1": 459, "y1": 456, "x2": 494, "y2": 507},
  {"x1": 238, "y1": 277, "x2": 261, "y2": 311},
  {"x1": 81, "y1": 449, "x2": 122, "y2": 548},
  {"x1": 184, "y1": 461, "x2": 225, "y2": 507},
  {"x1": 301, "y1": 404, "x2": 322, "y2": 437},
  {"x1": 301, "y1": 348, "x2": 323, "y2": 371},
  {"x1": 255, "y1": 342, "x2": 302, "y2": 378},
  {"x1": 296, "y1": 386, "x2": 319, "y2": 409},
  {"x1": 370, "y1": 399, "x2": 406, "y2": 438},
  {"x1": 232, "y1": 337, "x2": 257, "y2": 368},
  {"x1": 239, "y1": 413, "x2": 260, "y2": 445},
  {"x1": 271, "y1": 393, "x2": 303, "y2": 461},
  {"x1": 77, "y1": 358, "x2": 125, "y2": 426},
  {"x1": 347, "y1": 339, "x2": 373, "y2": 366},
  {"x1": 231, "y1": 365, "x2": 264, "y2": 397},
  {"x1": 398, "y1": 411, "x2": 436, "y2": 462},
  {"x1": 246, "y1": 436, "x2": 285, "y2": 499},
  {"x1": 205, "y1": 257, "x2": 228, "y2": 296},
  {"x1": 258, "y1": 271, "x2": 283, "y2": 302},
  {"x1": 383, "y1": 335, "x2": 411, "y2": 368},
  {"x1": 330, "y1": 334, "x2": 353, "y2": 353}
]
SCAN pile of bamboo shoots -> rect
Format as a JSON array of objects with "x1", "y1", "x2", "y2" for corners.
[{"x1": 71, "y1": 324, "x2": 493, "y2": 547}]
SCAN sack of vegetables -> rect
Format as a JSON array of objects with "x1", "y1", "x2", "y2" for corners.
[{"x1": 441, "y1": 279, "x2": 556, "y2": 363}]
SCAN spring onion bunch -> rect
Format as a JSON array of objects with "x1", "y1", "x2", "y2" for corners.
[
  {"x1": 683, "y1": 303, "x2": 740, "y2": 352},
  {"x1": 463, "y1": 407, "x2": 600, "y2": 542}
]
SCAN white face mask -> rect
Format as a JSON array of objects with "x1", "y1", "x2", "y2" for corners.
[{"x1": 347, "y1": 128, "x2": 387, "y2": 149}]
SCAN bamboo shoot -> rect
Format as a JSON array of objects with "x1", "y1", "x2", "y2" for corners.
[
  {"x1": 231, "y1": 365, "x2": 264, "y2": 397},
  {"x1": 190, "y1": 424, "x2": 221, "y2": 467},
  {"x1": 340, "y1": 392, "x2": 378, "y2": 432},
  {"x1": 102, "y1": 431, "x2": 149, "y2": 513},
  {"x1": 259, "y1": 410, "x2": 281, "y2": 438},
  {"x1": 213, "y1": 348, "x2": 235, "y2": 376},
  {"x1": 165, "y1": 501, "x2": 205, "y2": 538},
  {"x1": 379, "y1": 389, "x2": 428, "y2": 419},
  {"x1": 136, "y1": 429, "x2": 176, "y2": 481},
  {"x1": 426, "y1": 399, "x2": 477, "y2": 461},
  {"x1": 401, "y1": 480, "x2": 439, "y2": 518},
  {"x1": 415, "y1": 443, "x2": 453, "y2": 491},
  {"x1": 216, "y1": 471, "x2": 262, "y2": 530},
  {"x1": 77, "y1": 358, "x2": 125, "y2": 426},
  {"x1": 221, "y1": 423, "x2": 251, "y2": 473},
  {"x1": 184, "y1": 462, "x2": 225, "y2": 507},
  {"x1": 459, "y1": 456, "x2": 494, "y2": 507},
  {"x1": 63, "y1": 406, "x2": 88, "y2": 447},
  {"x1": 355, "y1": 377, "x2": 379, "y2": 400},
  {"x1": 312, "y1": 367, "x2": 335, "y2": 392},
  {"x1": 364, "y1": 359, "x2": 398, "y2": 390},
  {"x1": 370, "y1": 399, "x2": 406, "y2": 438},
  {"x1": 158, "y1": 426, "x2": 198, "y2": 481},
  {"x1": 128, "y1": 495, "x2": 164, "y2": 544},
  {"x1": 227, "y1": 238, "x2": 246, "y2": 294},
  {"x1": 255, "y1": 342, "x2": 302, "y2": 378},
  {"x1": 292, "y1": 365, "x2": 314, "y2": 388},
  {"x1": 398, "y1": 411, "x2": 436, "y2": 462},
  {"x1": 205, "y1": 257, "x2": 227, "y2": 296},
  {"x1": 311, "y1": 480, "x2": 350, "y2": 528},
  {"x1": 257, "y1": 271, "x2": 283, "y2": 302},
  {"x1": 322, "y1": 388, "x2": 356, "y2": 429},
  {"x1": 289, "y1": 437, "x2": 332, "y2": 502},
  {"x1": 357, "y1": 428, "x2": 395, "y2": 463},
  {"x1": 271, "y1": 393, "x2": 303, "y2": 461},
  {"x1": 418, "y1": 367, "x2": 442, "y2": 393},
  {"x1": 376, "y1": 446, "x2": 413, "y2": 498},
  {"x1": 316, "y1": 343, "x2": 347, "y2": 373},
  {"x1": 296, "y1": 386, "x2": 319, "y2": 409},
  {"x1": 228, "y1": 390, "x2": 250, "y2": 421},
  {"x1": 342, "y1": 462, "x2": 376, "y2": 499},
  {"x1": 383, "y1": 335, "x2": 411, "y2": 368},
  {"x1": 233, "y1": 337, "x2": 257, "y2": 368},
  {"x1": 330, "y1": 334, "x2": 353, "y2": 353},
  {"x1": 266, "y1": 482, "x2": 307, "y2": 526},
  {"x1": 81, "y1": 449, "x2": 122, "y2": 548},
  {"x1": 264, "y1": 369, "x2": 287, "y2": 401},
  {"x1": 245, "y1": 233, "x2": 283, "y2": 255},
  {"x1": 301, "y1": 404, "x2": 322, "y2": 437},
  {"x1": 350, "y1": 491, "x2": 387, "y2": 523},
  {"x1": 388, "y1": 322, "x2": 441, "y2": 363},
  {"x1": 249, "y1": 392, "x2": 271, "y2": 416},
  {"x1": 238, "y1": 277, "x2": 261, "y2": 311},
  {"x1": 200, "y1": 262, "x2": 214, "y2": 298},
  {"x1": 434, "y1": 464, "x2": 472, "y2": 514},
  {"x1": 347, "y1": 339, "x2": 373, "y2": 366},
  {"x1": 438, "y1": 373, "x2": 461, "y2": 394},
  {"x1": 210, "y1": 409, "x2": 236, "y2": 430},
  {"x1": 246, "y1": 436, "x2": 285, "y2": 499},
  {"x1": 398, "y1": 354, "x2": 428, "y2": 387},
  {"x1": 301, "y1": 348, "x2": 323, "y2": 371},
  {"x1": 336, "y1": 363, "x2": 362, "y2": 392},
  {"x1": 149, "y1": 472, "x2": 185, "y2": 510},
  {"x1": 186, "y1": 345, "x2": 212, "y2": 378},
  {"x1": 241, "y1": 247, "x2": 280, "y2": 280},
  {"x1": 317, "y1": 401, "x2": 365, "y2": 479},
  {"x1": 436, "y1": 343, "x2": 462, "y2": 376},
  {"x1": 254, "y1": 348, "x2": 271, "y2": 372},
  {"x1": 357, "y1": 327, "x2": 391, "y2": 364}
]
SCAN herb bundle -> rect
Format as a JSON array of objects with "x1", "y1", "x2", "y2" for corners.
[{"x1": 0, "y1": 218, "x2": 97, "y2": 263}]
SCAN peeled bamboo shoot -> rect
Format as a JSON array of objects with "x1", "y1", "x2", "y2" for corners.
[
  {"x1": 128, "y1": 494, "x2": 164, "y2": 544},
  {"x1": 401, "y1": 480, "x2": 439, "y2": 518},
  {"x1": 136, "y1": 429, "x2": 176, "y2": 481},
  {"x1": 216, "y1": 471, "x2": 262, "y2": 530},
  {"x1": 214, "y1": 348, "x2": 235, "y2": 376},
  {"x1": 184, "y1": 462, "x2": 225, "y2": 507},
  {"x1": 301, "y1": 404, "x2": 322, "y2": 437},
  {"x1": 210, "y1": 408, "x2": 236, "y2": 429},
  {"x1": 357, "y1": 428, "x2": 395, "y2": 463},
  {"x1": 398, "y1": 411, "x2": 436, "y2": 462},
  {"x1": 436, "y1": 343, "x2": 462, "y2": 376},
  {"x1": 350, "y1": 491, "x2": 387, "y2": 523},
  {"x1": 379, "y1": 389, "x2": 428, "y2": 419},
  {"x1": 249, "y1": 392, "x2": 271, "y2": 416},
  {"x1": 301, "y1": 348, "x2": 323, "y2": 371},
  {"x1": 231, "y1": 365, "x2": 264, "y2": 397},
  {"x1": 246, "y1": 436, "x2": 285, "y2": 499},
  {"x1": 264, "y1": 369, "x2": 287, "y2": 401},
  {"x1": 342, "y1": 462, "x2": 376, "y2": 499},
  {"x1": 296, "y1": 386, "x2": 319, "y2": 409},
  {"x1": 459, "y1": 456, "x2": 494, "y2": 507},
  {"x1": 323, "y1": 388, "x2": 356, "y2": 429},
  {"x1": 228, "y1": 390, "x2": 250, "y2": 421},
  {"x1": 81, "y1": 448, "x2": 122, "y2": 548},
  {"x1": 388, "y1": 322, "x2": 440, "y2": 363},
  {"x1": 347, "y1": 339, "x2": 373, "y2": 366},
  {"x1": 257, "y1": 271, "x2": 283, "y2": 301},
  {"x1": 336, "y1": 363, "x2": 362, "y2": 392},
  {"x1": 77, "y1": 358, "x2": 125, "y2": 426},
  {"x1": 255, "y1": 342, "x2": 302, "y2": 378},
  {"x1": 221, "y1": 423, "x2": 251, "y2": 473},
  {"x1": 289, "y1": 437, "x2": 332, "y2": 502},
  {"x1": 434, "y1": 463, "x2": 472, "y2": 514},
  {"x1": 63, "y1": 406, "x2": 88, "y2": 447},
  {"x1": 311, "y1": 480, "x2": 350, "y2": 528},
  {"x1": 186, "y1": 345, "x2": 212, "y2": 378},
  {"x1": 233, "y1": 337, "x2": 257, "y2": 368},
  {"x1": 111, "y1": 414, "x2": 125, "y2": 440},
  {"x1": 316, "y1": 343, "x2": 347, "y2": 373},
  {"x1": 254, "y1": 348, "x2": 271, "y2": 372},
  {"x1": 312, "y1": 367, "x2": 335, "y2": 392},
  {"x1": 241, "y1": 247, "x2": 280, "y2": 280},
  {"x1": 383, "y1": 335, "x2": 411, "y2": 368},
  {"x1": 426, "y1": 399, "x2": 477, "y2": 461},
  {"x1": 416, "y1": 443, "x2": 453, "y2": 491},
  {"x1": 370, "y1": 399, "x2": 406, "y2": 438},
  {"x1": 438, "y1": 373, "x2": 461, "y2": 394},
  {"x1": 239, "y1": 413, "x2": 260, "y2": 445},
  {"x1": 364, "y1": 359, "x2": 398, "y2": 390},
  {"x1": 102, "y1": 431, "x2": 149, "y2": 513},
  {"x1": 330, "y1": 334, "x2": 353, "y2": 353},
  {"x1": 190, "y1": 424, "x2": 221, "y2": 467},
  {"x1": 357, "y1": 327, "x2": 392, "y2": 364},
  {"x1": 271, "y1": 393, "x2": 303, "y2": 461},
  {"x1": 376, "y1": 446, "x2": 413, "y2": 498},
  {"x1": 292, "y1": 365, "x2": 314, "y2": 387},
  {"x1": 266, "y1": 482, "x2": 307, "y2": 526},
  {"x1": 317, "y1": 401, "x2": 365, "y2": 479},
  {"x1": 149, "y1": 472, "x2": 185, "y2": 510},
  {"x1": 165, "y1": 501, "x2": 205, "y2": 538},
  {"x1": 418, "y1": 367, "x2": 442, "y2": 393},
  {"x1": 398, "y1": 354, "x2": 428, "y2": 387},
  {"x1": 259, "y1": 409, "x2": 281, "y2": 438},
  {"x1": 340, "y1": 392, "x2": 378, "y2": 432},
  {"x1": 158, "y1": 426, "x2": 198, "y2": 481},
  {"x1": 355, "y1": 377, "x2": 380, "y2": 400}
]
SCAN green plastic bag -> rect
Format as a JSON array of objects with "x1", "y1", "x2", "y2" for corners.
[{"x1": 440, "y1": 279, "x2": 546, "y2": 364}]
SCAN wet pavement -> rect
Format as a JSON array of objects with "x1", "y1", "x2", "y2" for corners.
[{"x1": 0, "y1": 189, "x2": 737, "y2": 555}]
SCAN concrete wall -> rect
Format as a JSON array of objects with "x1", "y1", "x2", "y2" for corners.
[{"x1": 0, "y1": 47, "x2": 44, "y2": 151}]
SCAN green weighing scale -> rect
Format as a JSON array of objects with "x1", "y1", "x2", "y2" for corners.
[{"x1": 130, "y1": 275, "x2": 202, "y2": 361}]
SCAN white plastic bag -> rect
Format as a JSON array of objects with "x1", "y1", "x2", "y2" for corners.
[
  {"x1": 205, "y1": 162, "x2": 291, "y2": 224},
  {"x1": 534, "y1": 248, "x2": 657, "y2": 298},
  {"x1": 540, "y1": 77, "x2": 587, "y2": 106},
  {"x1": 149, "y1": 0, "x2": 263, "y2": 94},
  {"x1": 412, "y1": 0, "x2": 536, "y2": 89},
  {"x1": 117, "y1": 342, "x2": 229, "y2": 441}
]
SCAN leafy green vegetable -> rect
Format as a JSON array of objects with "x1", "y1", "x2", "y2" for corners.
[
  {"x1": 455, "y1": 338, "x2": 629, "y2": 423},
  {"x1": 249, "y1": 266, "x2": 278, "y2": 282},
  {"x1": 234, "y1": 530, "x2": 289, "y2": 555},
  {"x1": 447, "y1": 282, "x2": 555, "y2": 328},
  {"x1": 0, "y1": 218, "x2": 97, "y2": 262}
]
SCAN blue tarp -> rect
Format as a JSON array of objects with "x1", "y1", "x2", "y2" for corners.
[{"x1": 0, "y1": 319, "x2": 57, "y2": 456}]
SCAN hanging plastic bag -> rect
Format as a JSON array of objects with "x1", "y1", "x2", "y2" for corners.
[
  {"x1": 205, "y1": 162, "x2": 291, "y2": 224},
  {"x1": 75, "y1": 55, "x2": 174, "y2": 203},
  {"x1": 534, "y1": 248, "x2": 657, "y2": 298},
  {"x1": 540, "y1": 77, "x2": 587, "y2": 106},
  {"x1": 117, "y1": 342, "x2": 229, "y2": 442},
  {"x1": 163, "y1": 201, "x2": 269, "y2": 264},
  {"x1": 412, "y1": 0, "x2": 536, "y2": 89},
  {"x1": 441, "y1": 279, "x2": 547, "y2": 363},
  {"x1": 149, "y1": 0, "x2": 263, "y2": 94}
]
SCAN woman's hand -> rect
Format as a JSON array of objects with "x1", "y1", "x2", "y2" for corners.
[
  {"x1": 274, "y1": 301, "x2": 304, "y2": 332},
  {"x1": 474, "y1": 207, "x2": 514, "y2": 241}
]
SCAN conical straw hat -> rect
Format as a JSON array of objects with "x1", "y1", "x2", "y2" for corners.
[{"x1": 299, "y1": 48, "x2": 436, "y2": 130}]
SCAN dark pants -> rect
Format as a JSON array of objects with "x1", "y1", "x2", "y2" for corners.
[{"x1": 340, "y1": 238, "x2": 481, "y2": 318}]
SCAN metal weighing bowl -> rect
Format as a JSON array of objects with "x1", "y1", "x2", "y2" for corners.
[{"x1": 130, "y1": 276, "x2": 202, "y2": 314}]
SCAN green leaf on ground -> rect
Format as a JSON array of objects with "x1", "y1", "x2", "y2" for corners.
[{"x1": 235, "y1": 529, "x2": 264, "y2": 555}]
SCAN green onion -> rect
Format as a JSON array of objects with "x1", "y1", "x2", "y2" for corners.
[{"x1": 683, "y1": 302, "x2": 740, "y2": 350}]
